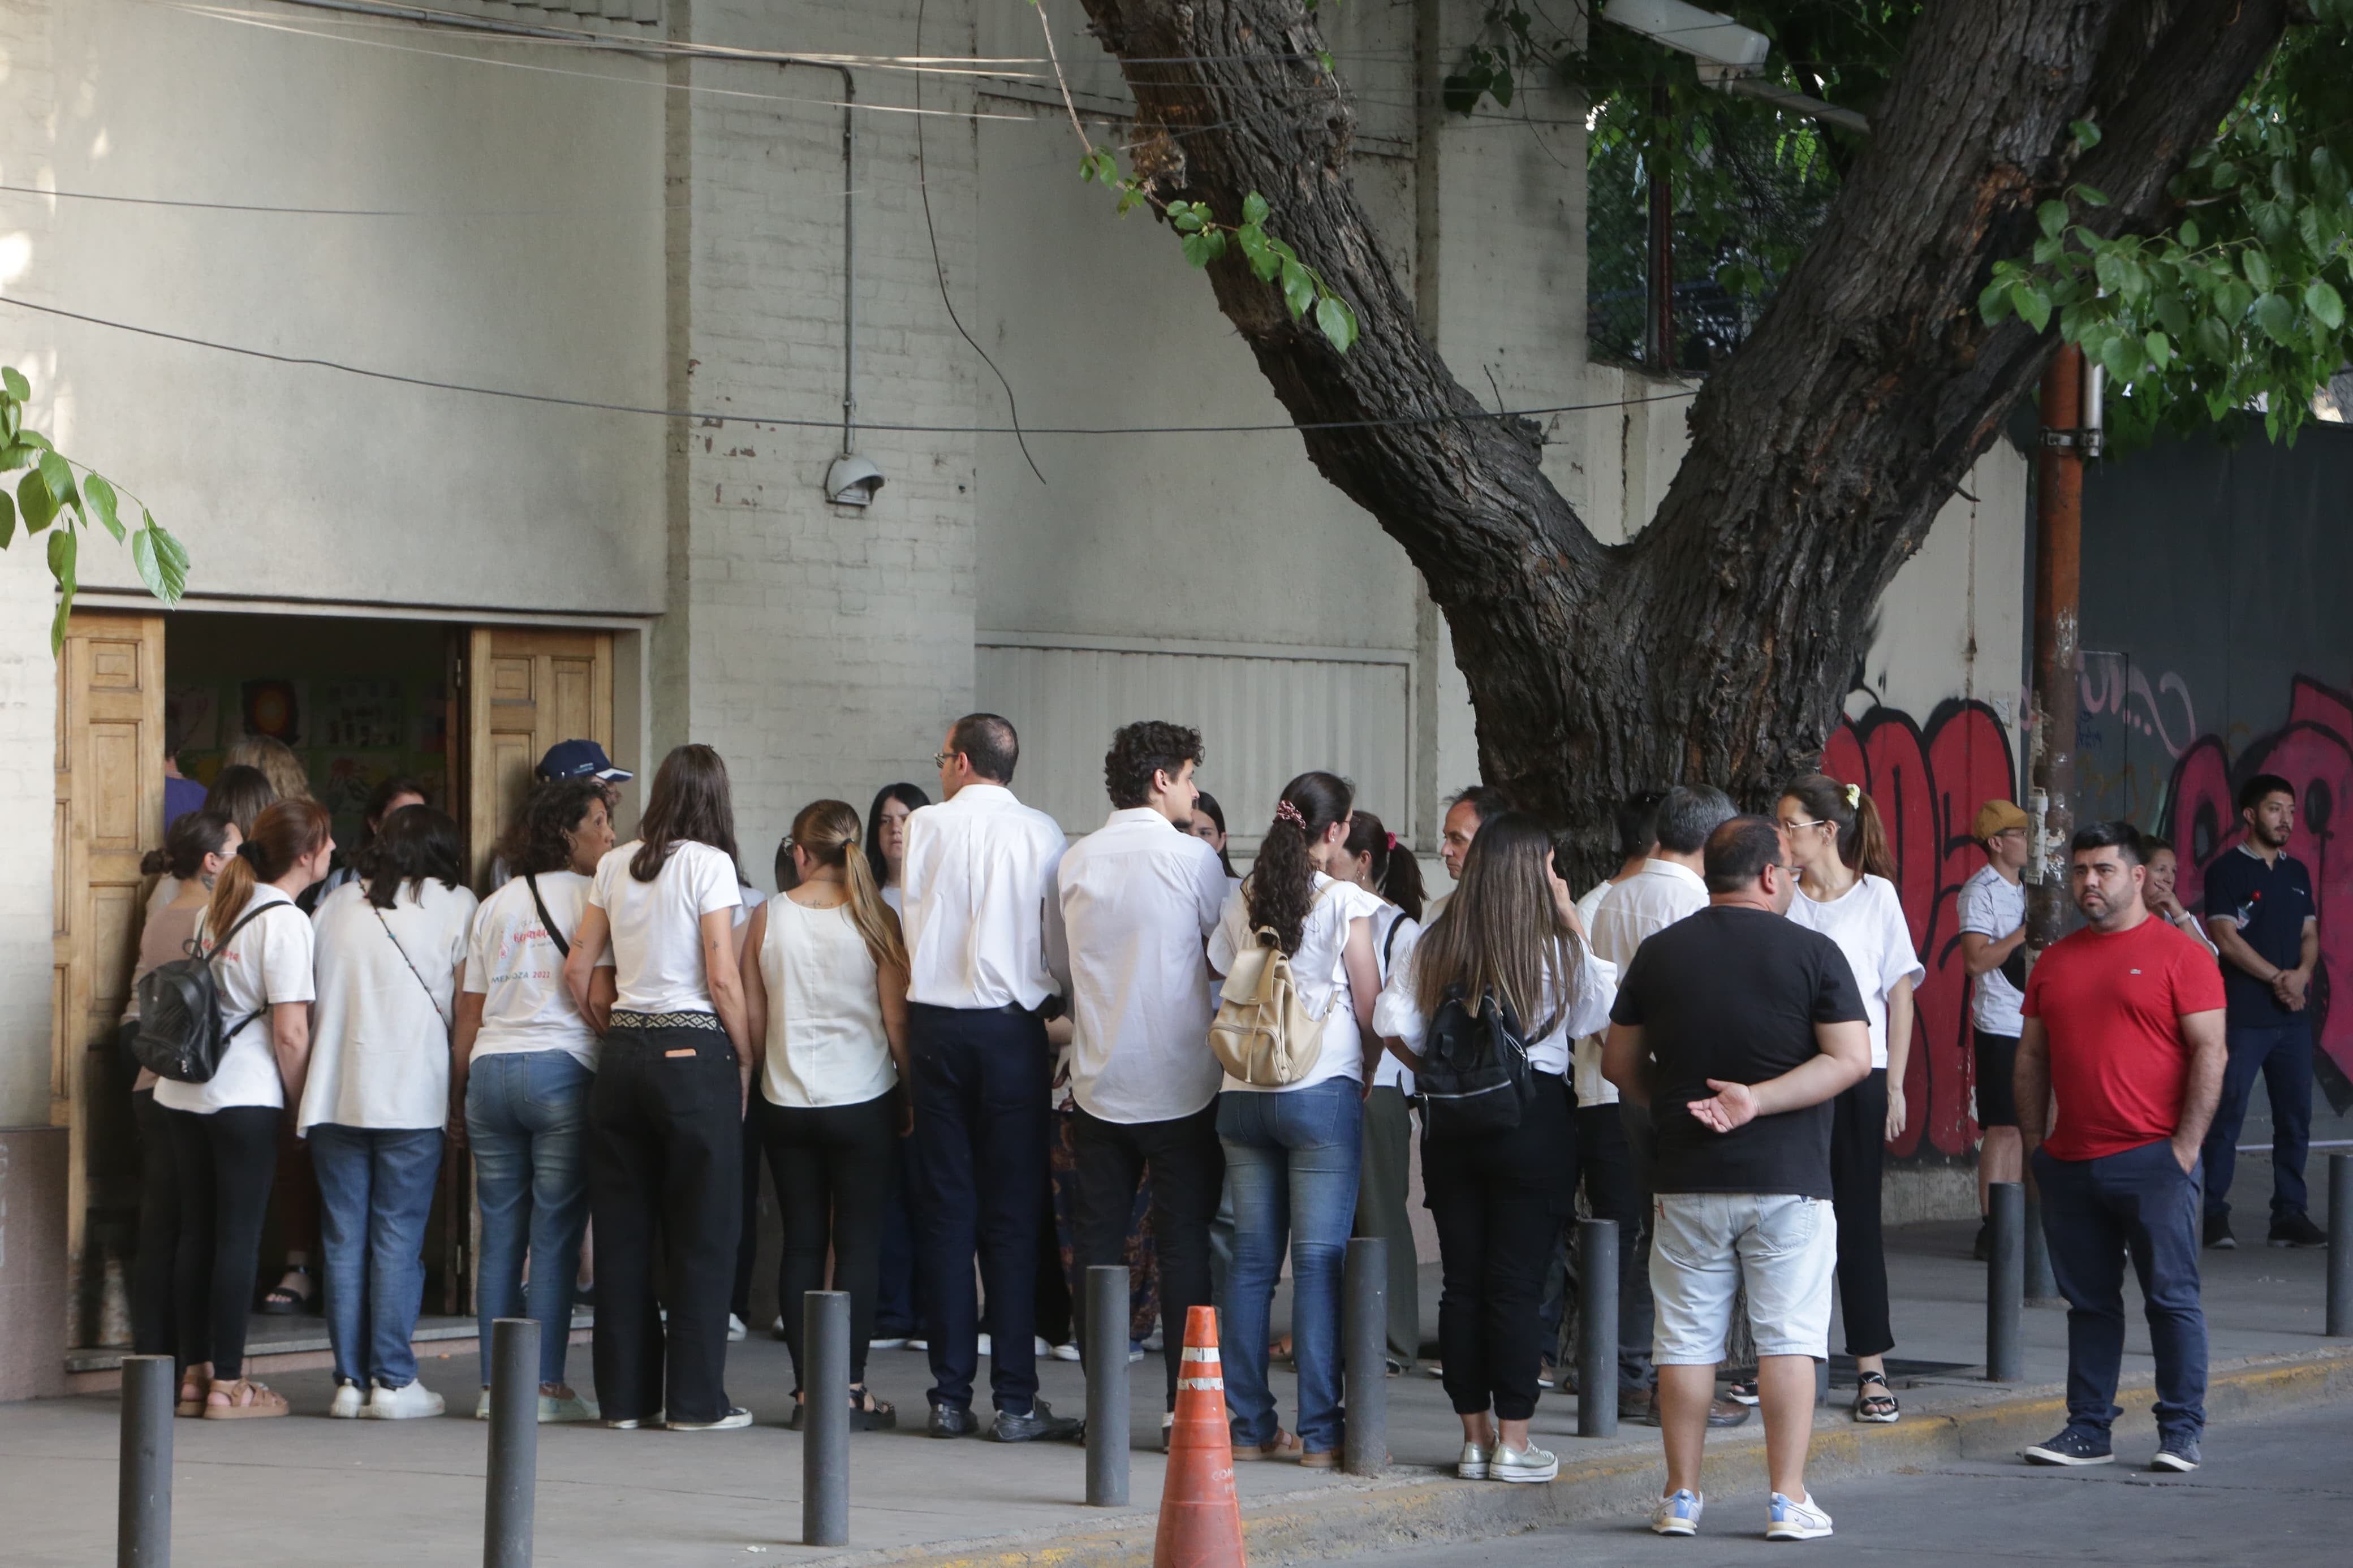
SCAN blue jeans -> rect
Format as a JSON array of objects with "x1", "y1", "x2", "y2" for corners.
[
  {"x1": 2034, "y1": 1139, "x2": 2207, "y2": 1442},
  {"x1": 1217, "y1": 1079, "x2": 1363, "y2": 1453},
  {"x1": 309, "y1": 1125, "x2": 445, "y2": 1389},
  {"x1": 2199, "y1": 1017, "x2": 2314, "y2": 1223},
  {"x1": 467, "y1": 1051, "x2": 593, "y2": 1389}
]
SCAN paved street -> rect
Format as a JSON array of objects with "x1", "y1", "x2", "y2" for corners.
[{"x1": 1344, "y1": 1399, "x2": 2353, "y2": 1567}]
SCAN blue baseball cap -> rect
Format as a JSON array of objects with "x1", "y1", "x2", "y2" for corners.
[{"x1": 537, "y1": 739, "x2": 633, "y2": 784}]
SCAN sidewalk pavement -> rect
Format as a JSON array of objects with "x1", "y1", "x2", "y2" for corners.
[{"x1": 4, "y1": 1219, "x2": 2347, "y2": 1568}]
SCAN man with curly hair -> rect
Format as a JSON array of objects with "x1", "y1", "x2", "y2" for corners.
[{"x1": 1045, "y1": 719, "x2": 1231, "y2": 1450}]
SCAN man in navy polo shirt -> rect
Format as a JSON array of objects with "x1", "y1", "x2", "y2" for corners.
[{"x1": 2197, "y1": 772, "x2": 2325, "y2": 1250}]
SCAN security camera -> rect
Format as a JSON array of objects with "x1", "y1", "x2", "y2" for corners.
[{"x1": 825, "y1": 453, "x2": 884, "y2": 507}]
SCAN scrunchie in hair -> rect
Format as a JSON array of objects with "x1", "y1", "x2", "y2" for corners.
[
  {"x1": 1384, "y1": 832, "x2": 1398, "y2": 852},
  {"x1": 1274, "y1": 798, "x2": 1307, "y2": 830},
  {"x1": 1843, "y1": 782, "x2": 1862, "y2": 810},
  {"x1": 236, "y1": 840, "x2": 265, "y2": 866}
]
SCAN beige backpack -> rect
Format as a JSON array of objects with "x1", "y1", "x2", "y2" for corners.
[{"x1": 1209, "y1": 884, "x2": 1337, "y2": 1086}]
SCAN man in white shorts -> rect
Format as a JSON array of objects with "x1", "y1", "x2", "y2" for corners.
[{"x1": 1604, "y1": 817, "x2": 1871, "y2": 1542}]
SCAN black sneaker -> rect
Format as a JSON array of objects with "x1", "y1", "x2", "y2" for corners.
[
  {"x1": 2024, "y1": 1428, "x2": 2114, "y2": 1466},
  {"x1": 990, "y1": 1397, "x2": 1082, "y2": 1443},
  {"x1": 927, "y1": 1402, "x2": 980, "y2": 1439},
  {"x1": 2203, "y1": 1213, "x2": 2236, "y2": 1250},
  {"x1": 2151, "y1": 1435, "x2": 2201, "y2": 1472},
  {"x1": 2268, "y1": 1211, "x2": 2328, "y2": 1249}
]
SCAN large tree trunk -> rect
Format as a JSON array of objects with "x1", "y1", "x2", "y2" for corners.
[{"x1": 1073, "y1": 0, "x2": 2285, "y2": 874}]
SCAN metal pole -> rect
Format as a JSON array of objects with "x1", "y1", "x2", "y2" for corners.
[
  {"x1": 1645, "y1": 80, "x2": 1675, "y2": 370},
  {"x1": 484, "y1": 1319, "x2": 540, "y2": 1568},
  {"x1": 2328, "y1": 1154, "x2": 2352, "y2": 1338},
  {"x1": 1084, "y1": 1265, "x2": 1130, "y2": 1506},
  {"x1": 1986, "y1": 1182, "x2": 2024, "y2": 1381},
  {"x1": 2023, "y1": 1190, "x2": 2058, "y2": 1304},
  {"x1": 2027, "y1": 345, "x2": 2085, "y2": 947},
  {"x1": 1343, "y1": 1237, "x2": 1387, "y2": 1476},
  {"x1": 118, "y1": 1355, "x2": 173, "y2": 1568},
  {"x1": 1575, "y1": 1219, "x2": 1618, "y2": 1437},
  {"x1": 803, "y1": 1290, "x2": 851, "y2": 1547}
]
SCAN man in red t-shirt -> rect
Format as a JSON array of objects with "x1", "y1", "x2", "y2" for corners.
[{"x1": 2015, "y1": 822, "x2": 2226, "y2": 1474}]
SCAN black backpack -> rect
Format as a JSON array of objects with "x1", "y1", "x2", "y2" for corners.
[
  {"x1": 132, "y1": 901, "x2": 287, "y2": 1085},
  {"x1": 1417, "y1": 985, "x2": 1536, "y2": 1139}
]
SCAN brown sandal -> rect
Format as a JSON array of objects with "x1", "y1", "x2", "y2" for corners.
[
  {"x1": 176, "y1": 1369, "x2": 208, "y2": 1418},
  {"x1": 1232, "y1": 1428, "x2": 1302, "y2": 1461},
  {"x1": 202, "y1": 1378, "x2": 290, "y2": 1420}
]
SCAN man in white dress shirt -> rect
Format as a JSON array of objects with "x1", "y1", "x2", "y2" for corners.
[
  {"x1": 1045, "y1": 720, "x2": 1231, "y2": 1435},
  {"x1": 1588, "y1": 784, "x2": 1746, "y2": 1428},
  {"x1": 900, "y1": 713, "x2": 1078, "y2": 1442}
]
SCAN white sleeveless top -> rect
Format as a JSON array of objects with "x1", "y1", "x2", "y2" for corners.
[{"x1": 757, "y1": 897, "x2": 897, "y2": 1109}]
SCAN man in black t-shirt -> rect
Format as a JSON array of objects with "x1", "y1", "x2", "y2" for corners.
[{"x1": 1604, "y1": 817, "x2": 1871, "y2": 1543}]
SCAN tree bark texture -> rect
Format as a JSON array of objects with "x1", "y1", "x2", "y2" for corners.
[{"x1": 1072, "y1": 0, "x2": 2286, "y2": 874}]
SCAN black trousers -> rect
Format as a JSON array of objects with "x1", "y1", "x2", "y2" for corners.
[
  {"x1": 1574, "y1": 1102, "x2": 1652, "y2": 1393},
  {"x1": 588, "y1": 1023, "x2": 743, "y2": 1425},
  {"x1": 906, "y1": 1002, "x2": 1050, "y2": 1414},
  {"x1": 759, "y1": 1089, "x2": 898, "y2": 1390},
  {"x1": 167, "y1": 1103, "x2": 279, "y2": 1380},
  {"x1": 131, "y1": 1090, "x2": 182, "y2": 1360},
  {"x1": 730, "y1": 1103, "x2": 767, "y2": 1323},
  {"x1": 1830, "y1": 1067, "x2": 1894, "y2": 1358},
  {"x1": 1071, "y1": 1099, "x2": 1223, "y2": 1410},
  {"x1": 1423, "y1": 1074, "x2": 1576, "y2": 1421}
]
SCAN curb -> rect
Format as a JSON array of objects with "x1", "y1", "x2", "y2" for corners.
[{"x1": 809, "y1": 1346, "x2": 2353, "y2": 1568}]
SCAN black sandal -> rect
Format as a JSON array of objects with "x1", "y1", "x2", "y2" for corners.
[
  {"x1": 787, "y1": 1387, "x2": 898, "y2": 1432},
  {"x1": 257, "y1": 1267, "x2": 315, "y2": 1316},
  {"x1": 1853, "y1": 1370, "x2": 1900, "y2": 1424}
]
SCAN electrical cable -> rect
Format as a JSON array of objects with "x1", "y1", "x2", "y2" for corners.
[{"x1": 0, "y1": 292, "x2": 1697, "y2": 438}]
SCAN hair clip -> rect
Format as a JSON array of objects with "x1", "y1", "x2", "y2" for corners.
[{"x1": 1844, "y1": 783, "x2": 1861, "y2": 809}]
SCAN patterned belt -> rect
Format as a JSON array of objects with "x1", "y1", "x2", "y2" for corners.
[{"x1": 607, "y1": 1009, "x2": 725, "y2": 1033}]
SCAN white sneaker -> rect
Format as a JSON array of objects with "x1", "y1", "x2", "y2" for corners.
[
  {"x1": 1052, "y1": 1342, "x2": 1083, "y2": 1363},
  {"x1": 329, "y1": 1380, "x2": 367, "y2": 1419},
  {"x1": 473, "y1": 1388, "x2": 492, "y2": 1421},
  {"x1": 870, "y1": 1336, "x2": 909, "y2": 1350},
  {"x1": 538, "y1": 1391, "x2": 601, "y2": 1423},
  {"x1": 367, "y1": 1380, "x2": 446, "y2": 1420},
  {"x1": 1456, "y1": 1441, "x2": 1490, "y2": 1480},
  {"x1": 666, "y1": 1406, "x2": 753, "y2": 1431},
  {"x1": 906, "y1": 1338, "x2": 928, "y2": 1351},
  {"x1": 727, "y1": 1314, "x2": 748, "y2": 1343},
  {"x1": 1766, "y1": 1491, "x2": 1833, "y2": 1541},
  {"x1": 1651, "y1": 1488, "x2": 1705, "y2": 1536},
  {"x1": 605, "y1": 1408, "x2": 663, "y2": 1430},
  {"x1": 1035, "y1": 1336, "x2": 1056, "y2": 1357},
  {"x1": 1490, "y1": 1442, "x2": 1558, "y2": 1483},
  {"x1": 976, "y1": 1333, "x2": 992, "y2": 1355}
]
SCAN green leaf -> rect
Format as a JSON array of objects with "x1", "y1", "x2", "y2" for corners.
[
  {"x1": 1979, "y1": 279, "x2": 2014, "y2": 323},
  {"x1": 82, "y1": 474, "x2": 122, "y2": 542},
  {"x1": 2254, "y1": 290, "x2": 2298, "y2": 345},
  {"x1": 1242, "y1": 191, "x2": 1270, "y2": 227},
  {"x1": 2099, "y1": 332, "x2": 2144, "y2": 382},
  {"x1": 2304, "y1": 278, "x2": 2346, "y2": 330},
  {"x1": 1180, "y1": 231, "x2": 1216, "y2": 268},
  {"x1": 46, "y1": 518, "x2": 75, "y2": 591},
  {"x1": 2073, "y1": 183, "x2": 2110, "y2": 208},
  {"x1": 0, "y1": 490, "x2": 12, "y2": 548},
  {"x1": 2070, "y1": 118, "x2": 2102, "y2": 150},
  {"x1": 2010, "y1": 283, "x2": 2051, "y2": 334},
  {"x1": 37, "y1": 450, "x2": 75, "y2": 509},
  {"x1": 133, "y1": 515, "x2": 188, "y2": 604},
  {"x1": 0, "y1": 366, "x2": 25, "y2": 401},
  {"x1": 2193, "y1": 313, "x2": 2233, "y2": 362},
  {"x1": 16, "y1": 468, "x2": 54, "y2": 533},
  {"x1": 2179, "y1": 218, "x2": 2201, "y2": 249},
  {"x1": 2155, "y1": 292, "x2": 2190, "y2": 338},
  {"x1": 2241, "y1": 248, "x2": 2274, "y2": 292},
  {"x1": 1281, "y1": 258, "x2": 1316, "y2": 321},
  {"x1": 2038, "y1": 200, "x2": 2068, "y2": 240},
  {"x1": 2210, "y1": 161, "x2": 2241, "y2": 190},
  {"x1": 2094, "y1": 248, "x2": 2128, "y2": 294},
  {"x1": 1314, "y1": 293, "x2": 1356, "y2": 353},
  {"x1": 2144, "y1": 329, "x2": 2172, "y2": 370}
]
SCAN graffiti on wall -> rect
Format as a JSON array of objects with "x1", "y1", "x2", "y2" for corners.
[
  {"x1": 1824, "y1": 698, "x2": 2018, "y2": 1163},
  {"x1": 2163, "y1": 676, "x2": 2353, "y2": 1105}
]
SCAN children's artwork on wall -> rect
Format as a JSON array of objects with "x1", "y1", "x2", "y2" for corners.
[
  {"x1": 239, "y1": 679, "x2": 303, "y2": 744},
  {"x1": 318, "y1": 680, "x2": 403, "y2": 750},
  {"x1": 165, "y1": 685, "x2": 219, "y2": 752}
]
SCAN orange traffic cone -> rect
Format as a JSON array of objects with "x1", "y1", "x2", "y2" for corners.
[{"x1": 1153, "y1": 1305, "x2": 1247, "y2": 1568}]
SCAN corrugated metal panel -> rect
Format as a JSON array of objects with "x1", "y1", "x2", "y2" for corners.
[{"x1": 976, "y1": 638, "x2": 1413, "y2": 846}]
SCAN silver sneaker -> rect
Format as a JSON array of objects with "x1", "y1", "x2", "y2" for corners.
[
  {"x1": 1651, "y1": 1489, "x2": 1704, "y2": 1536},
  {"x1": 1489, "y1": 1443, "x2": 1559, "y2": 1483},
  {"x1": 1456, "y1": 1441, "x2": 1490, "y2": 1480}
]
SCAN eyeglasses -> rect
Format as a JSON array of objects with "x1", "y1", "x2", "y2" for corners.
[
  {"x1": 1783, "y1": 818, "x2": 1833, "y2": 833},
  {"x1": 932, "y1": 751, "x2": 955, "y2": 768}
]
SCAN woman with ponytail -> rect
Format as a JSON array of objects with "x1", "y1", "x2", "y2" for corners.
[
  {"x1": 1206, "y1": 771, "x2": 1385, "y2": 1466},
  {"x1": 1773, "y1": 773, "x2": 1923, "y2": 1424},
  {"x1": 126, "y1": 812, "x2": 242, "y2": 1368},
  {"x1": 154, "y1": 798, "x2": 334, "y2": 1420},
  {"x1": 740, "y1": 799, "x2": 911, "y2": 1429}
]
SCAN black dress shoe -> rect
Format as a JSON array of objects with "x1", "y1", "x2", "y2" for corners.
[
  {"x1": 990, "y1": 1397, "x2": 1083, "y2": 1443},
  {"x1": 927, "y1": 1402, "x2": 980, "y2": 1438}
]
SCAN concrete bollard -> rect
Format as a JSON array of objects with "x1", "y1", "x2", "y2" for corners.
[
  {"x1": 1986, "y1": 1181, "x2": 2024, "y2": 1381},
  {"x1": 1084, "y1": 1265, "x2": 1130, "y2": 1506},
  {"x1": 1342, "y1": 1237, "x2": 1387, "y2": 1476},
  {"x1": 1575, "y1": 1219, "x2": 1618, "y2": 1437},
  {"x1": 2328, "y1": 1154, "x2": 2351, "y2": 1338},
  {"x1": 803, "y1": 1291, "x2": 851, "y2": 1547},
  {"x1": 2023, "y1": 1191, "x2": 2058, "y2": 1304},
  {"x1": 485, "y1": 1318, "x2": 540, "y2": 1568},
  {"x1": 118, "y1": 1354, "x2": 173, "y2": 1568}
]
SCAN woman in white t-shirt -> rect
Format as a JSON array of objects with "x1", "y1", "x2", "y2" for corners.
[
  {"x1": 1372, "y1": 811, "x2": 1617, "y2": 1484},
  {"x1": 455, "y1": 777, "x2": 615, "y2": 1423},
  {"x1": 864, "y1": 781, "x2": 929, "y2": 916},
  {"x1": 303, "y1": 806, "x2": 476, "y2": 1419},
  {"x1": 563, "y1": 744, "x2": 752, "y2": 1431},
  {"x1": 157, "y1": 798, "x2": 334, "y2": 1420},
  {"x1": 1777, "y1": 774, "x2": 1925, "y2": 1426},
  {"x1": 740, "y1": 798, "x2": 912, "y2": 1429},
  {"x1": 1206, "y1": 772, "x2": 1384, "y2": 1467},
  {"x1": 1338, "y1": 810, "x2": 1428, "y2": 1376}
]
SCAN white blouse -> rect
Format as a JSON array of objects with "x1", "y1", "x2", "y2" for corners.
[
  {"x1": 303, "y1": 879, "x2": 477, "y2": 1131},
  {"x1": 757, "y1": 897, "x2": 897, "y2": 1110},
  {"x1": 153, "y1": 887, "x2": 314, "y2": 1116},
  {"x1": 1372, "y1": 935, "x2": 1618, "y2": 1079},
  {"x1": 1208, "y1": 874, "x2": 1386, "y2": 1094}
]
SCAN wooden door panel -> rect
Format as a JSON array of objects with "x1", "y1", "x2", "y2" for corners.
[{"x1": 463, "y1": 628, "x2": 615, "y2": 887}]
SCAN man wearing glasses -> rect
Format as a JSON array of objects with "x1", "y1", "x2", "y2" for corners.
[{"x1": 1959, "y1": 799, "x2": 2032, "y2": 1260}]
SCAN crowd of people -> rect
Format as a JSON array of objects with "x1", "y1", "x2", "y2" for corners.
[{"x1": 117, "y1": 714, "x2": 2325, "y2": 1539}]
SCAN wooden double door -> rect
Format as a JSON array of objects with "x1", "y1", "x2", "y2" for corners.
[{"x1": 53, "y1": 614, "x2": 617, "y2": 1346}]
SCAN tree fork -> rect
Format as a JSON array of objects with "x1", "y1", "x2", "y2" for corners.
[{"x1": 1072, "y1": 0, "x2": 2286, "y2": 874}]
